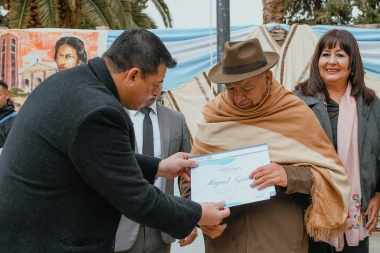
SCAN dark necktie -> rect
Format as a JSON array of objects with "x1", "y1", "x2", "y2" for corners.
[{"x1": 140, "y1": 107, "x2": 154, "y2": 156}]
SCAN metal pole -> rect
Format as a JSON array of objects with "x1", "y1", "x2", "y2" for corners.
[{"x1": 216, "y1": 0, "x2": 230, "y2": 94}]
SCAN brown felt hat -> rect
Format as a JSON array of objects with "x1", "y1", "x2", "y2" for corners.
[{"x1": 208, "y1": 38, "x2": 279, "y2": 84}]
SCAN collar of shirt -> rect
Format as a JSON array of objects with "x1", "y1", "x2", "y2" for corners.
[{"x1": 129, "y1": 101, "x2": 158, "y2": 117}]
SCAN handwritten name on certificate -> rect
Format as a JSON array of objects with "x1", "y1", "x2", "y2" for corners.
[{"x1": 190, "y1": 144, "x2": 276, "y2": 207}]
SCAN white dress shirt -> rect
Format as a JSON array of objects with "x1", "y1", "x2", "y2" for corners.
[{"x1": 129, "y1": 101, "x2": 162, "y2": 188}]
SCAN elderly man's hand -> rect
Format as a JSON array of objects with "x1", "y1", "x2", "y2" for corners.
[
  {"x1": 200, "y1": 224, "x2": 227, "y2": 239},
  {"x1": 250, "y1": 162, "x2": 287, "y2": 190},
  {"x1": 157, "y1": 152, "x2": 198, "y2": 181}
]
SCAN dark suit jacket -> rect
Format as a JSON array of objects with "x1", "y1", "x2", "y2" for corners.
[
  {"x1": 156, "y1": 103, "x2": 192, "y2": 196},
  {"x1": 0, "y1": 57, "x2": 201, "y2": 253},
  {"x1": 115, "y1": 103, "x2": 192, "y2": 250}
]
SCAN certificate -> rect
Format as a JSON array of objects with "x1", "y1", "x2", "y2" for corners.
[{"x1": 190, "y1": 144, "x2": 276, "y2": 207}]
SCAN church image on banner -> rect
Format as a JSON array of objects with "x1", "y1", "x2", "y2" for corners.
[
  {"x1": 0, "y1": 32, "x2": 19, "y2": 89},
  {"x1": 18, "y1": 61, "x2": 57, "y2": 92}
]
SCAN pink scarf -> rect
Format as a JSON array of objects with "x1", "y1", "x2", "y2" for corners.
[{"x1": 328, "y1": 83, "x2": 368, "y2": 251}]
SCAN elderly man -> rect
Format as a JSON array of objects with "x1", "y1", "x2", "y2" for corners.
[{"x1": 180, "y1": 38, "x2": 351, "y2": 253}]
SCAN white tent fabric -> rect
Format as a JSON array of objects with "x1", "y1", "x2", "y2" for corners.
[
  {"x1": 244, "y1": 24, "x2": 320, "y2": 89},
  {"x1": 162, "y1": 71, "x2": 215, "y2": 141}
]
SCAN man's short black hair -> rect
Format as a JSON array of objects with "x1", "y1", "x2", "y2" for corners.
[{"x1": 102, "y1": 28, "x2": 177, "y2": 79}]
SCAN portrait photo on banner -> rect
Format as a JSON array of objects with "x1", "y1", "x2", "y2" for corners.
[{"x1": 0, "y1": 29, "x2": 108, "y2": 101}]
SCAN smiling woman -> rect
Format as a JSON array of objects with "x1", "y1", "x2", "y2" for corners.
[
  {"x1": 318, "y1": 43, "x2": 351, "y2": 102},
  {"x1": 295, "y1": 29, "x2": 380, "y2": 253}
]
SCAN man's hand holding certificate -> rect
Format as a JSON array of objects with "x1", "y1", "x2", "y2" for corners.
[{"x1": 190, "y1": 144, "x2": 276, "y2": 207}]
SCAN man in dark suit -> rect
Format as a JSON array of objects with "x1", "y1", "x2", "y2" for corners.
[
  {"x1": 115, "y1": 88, "x2": 197, "y2": 252},
  {"x1": 0, "y1": 28, "x2": 229, "y2": 253}
]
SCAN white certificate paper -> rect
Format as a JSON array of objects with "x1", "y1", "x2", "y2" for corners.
[{"x1": 190, "y1": 144, "x2": 276, "y2": 207}]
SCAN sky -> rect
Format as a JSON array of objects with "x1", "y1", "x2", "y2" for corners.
[{"x1": 145, "y1": 0, "x2": 263, "y2": 29}]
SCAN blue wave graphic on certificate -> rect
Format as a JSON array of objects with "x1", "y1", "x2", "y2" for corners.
[
  {"x1": 198, "y1": 158, "x2": 235, "y2": 166},
  {"x1": 190, "y1": 144, "x2": 275, "y2": 207}
]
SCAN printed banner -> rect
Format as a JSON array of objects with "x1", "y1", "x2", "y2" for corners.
[{"x1": 0, "y1": 28, "x2": 108, "y2": 100}]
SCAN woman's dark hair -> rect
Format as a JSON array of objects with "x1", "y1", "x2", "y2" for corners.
[
  {"x1": 295, "y1": 29, "x2": 375, "y2": 104},
  {"x1": 102, "y1": 28, "x2": 177, "y2": 78},
  {"x1": 54, "y1": 36, "x2": 88, "y2": 64}
]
